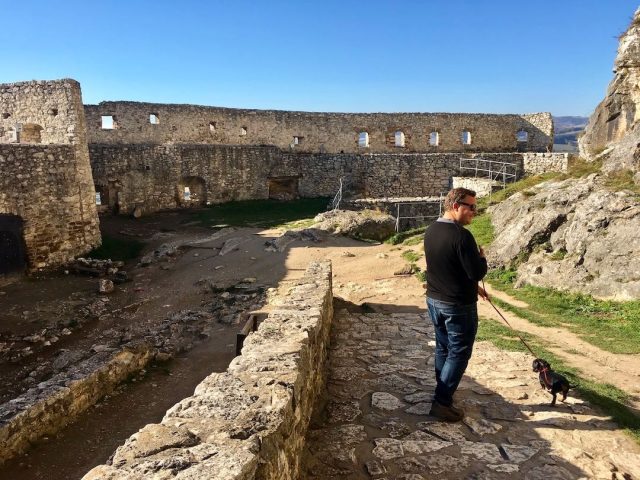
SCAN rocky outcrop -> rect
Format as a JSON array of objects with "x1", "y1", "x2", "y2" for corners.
[
  {"x1": 490, "y1": 7, "x2": 640, "y2": 299},
  {"x1": 488, "y1": 174, "x2": 640, "y2": 300},
  {"x1": 580, "y1": 8, "x2": 640, "y2": 183},
  {"x1": 312, "y1": 209, "x2": 395, "y2": 241},
  {"x1": 82, "y1": 261, "x2": 333, "y2": 480}
]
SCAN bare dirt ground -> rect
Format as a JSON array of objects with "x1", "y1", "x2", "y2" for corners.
[{"x1": 1, "y1": 209, "x2": 639, "y2": 478}]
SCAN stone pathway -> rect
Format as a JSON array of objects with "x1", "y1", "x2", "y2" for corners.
[{"x1": 301, "y1": 306, "x2": 640, "y2": 479}]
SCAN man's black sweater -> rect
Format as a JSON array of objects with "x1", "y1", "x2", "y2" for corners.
[{"x1": 423, "y1": 219, "x2": 488, "y2": 305}]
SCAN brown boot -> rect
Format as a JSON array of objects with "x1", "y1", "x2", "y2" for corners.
[{"x1": 429, "y1": 401, "x2": 463, "y2": 422}]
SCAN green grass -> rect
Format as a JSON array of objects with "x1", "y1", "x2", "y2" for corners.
[
  {"x1": 88, "y1": 235, "x2": 145, "y2": 261},
  {"x1": 479, "y1": 156, "x2": 604, "y2": 211},
  {"x1": 604, "y1": 169, "x2": 640, "y2": 195},
  {"x1": 486, "y1": 269, "x2": 640, "y2": 354},
  {"x1": 477, "y1": 316, "x2": 640, "y2": 443},
  {"x1": 385, "y1": 227, "x2": 426, "y2": 245},
  {"x1": 465, "y1": 213, "x2": 494, "y2": 247},
  {"x1": 401, "y1": 249, "x2": 422, "y2": 263},
  {"x1": 190, "y1": 197, "x2": 330, "y2": 229},
  {"x1": 480, "y1": 172, "x2": 562, "y2": 208}
]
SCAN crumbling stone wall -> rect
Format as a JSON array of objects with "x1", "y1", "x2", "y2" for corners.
[
  {"x1": 85, "y1": 102, "x2": 553, "y2": 153},
  {"x1": 0, "y1": 79, "x2": 100, "y2": 270},
  {"x1": 83, "y1": 261, "x2": 333, "y2": 480},
  {"x1": 0, "y1": 144, "x2": 100, "y2": 269},
  {"x1": 91, "y1": 143, "x2": 553, "y2": 214}
]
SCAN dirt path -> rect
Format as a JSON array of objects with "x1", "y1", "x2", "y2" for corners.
[{"x1": 478, "y1": 285, "x2": 640, "y2": 413}]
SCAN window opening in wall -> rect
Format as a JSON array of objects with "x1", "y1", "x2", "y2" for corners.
[
  {"x1": 48, "y1": 108, "x2": 58, "y2": 116},
  {"x1": 209, "y1": 121, "x2": 217, "y2": 133},
  {"x1": 95, "y1": 192, "x2": 102, "y2": 205},
  {"x1": 516, "y1": 130, "x2": 529, "y2": 142},
  {"x1": 462, "y1": 130, "x2": 471, "y2": 145},
  {"x1": 240, "y1": 127, "x2": 247, "y2": 136},
  {"x1": 183, "y1": 187, "x2": 191, "y2": 201},
  {"x1": 293, "y1": 136, "x2": 303, "y2": 145},
  {"x1": 149, "y1": 113, "x2": 159, "y2": 124},
  {"x1": 395, "y1": 131, "x2": 405, "y2": 147},
  {"x1": 358, "y1": 132, "x2": 369, "y2": 147},
  {"x1": 21, "y1": 123, "x2": 43, "y2": 144},
  {"x1": 101, "y1": 115, "x2": 116, "y2": 130},
  {"x1": 429, "y1": 131, "x2": 439, "y2": 146}
]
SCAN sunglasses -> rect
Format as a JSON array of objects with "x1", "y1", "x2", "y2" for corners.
[{"x1": 457, "y1": 201, "x2": 477, "y2": 212}]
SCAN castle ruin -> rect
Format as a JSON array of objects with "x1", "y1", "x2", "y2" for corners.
[{"x1": 0, "y1": 78, "x2": 562, "y2": 271}]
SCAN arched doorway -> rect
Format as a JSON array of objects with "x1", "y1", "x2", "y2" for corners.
[
  {"x1": 0, "y1": 215, "x2": 27, "y2": 274},
  {"x1": 177, "y1": 176, "x2": 207, "y2": 206}
]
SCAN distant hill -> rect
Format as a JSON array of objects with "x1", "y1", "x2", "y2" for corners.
[{"x1": 553, "y1": 116, "x2": 589, "y2": 145}]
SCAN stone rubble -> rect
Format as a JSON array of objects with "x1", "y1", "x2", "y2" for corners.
[{"x1": 81, "y1": 261, "x2": 333, "y2": 480}]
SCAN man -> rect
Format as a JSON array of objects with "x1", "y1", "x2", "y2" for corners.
[{"x1": 423, "y1": 187, "x2": 488, "y2": 422}]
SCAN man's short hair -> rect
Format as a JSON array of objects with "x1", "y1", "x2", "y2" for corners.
[{"x1": 444, "y1": 187, "x2": 476, "y2": 211}]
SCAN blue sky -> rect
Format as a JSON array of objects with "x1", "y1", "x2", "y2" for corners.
[{"x1": 1, "y1": 1, "x2": 638, "y2": 116}]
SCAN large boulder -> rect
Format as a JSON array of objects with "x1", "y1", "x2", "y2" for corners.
[
  {"x1": 488, "y1": 175, "x2": 640, "y2": 300},
  {"x1": 312, "y1": 209, "x2": 396, "y2": 241}
]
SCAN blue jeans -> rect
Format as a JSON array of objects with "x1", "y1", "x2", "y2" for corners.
[{"x1": 427, "y1": 298, "x2": 478, "y2": 407}]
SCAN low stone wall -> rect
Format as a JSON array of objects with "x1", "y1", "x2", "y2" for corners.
[
  {"x1": 523, "y1": 152, "x2": 568, "y2": 174},
  {"x1": 0, "y1": 342, "x2": 153, "y2": 464},
  {"x1": 451, "y1": 177, "x2": 497, "y2": 197},
  {"x1": 83, "y1": 261, "x2": 333, "y2": 480}
]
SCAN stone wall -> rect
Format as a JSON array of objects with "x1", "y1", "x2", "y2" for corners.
[
  {"x1": 0, "y1": 144, "x2": 100, "y2": 269},
  {"x1": 90, "y1": 143, "x2": 543, "y2": 214},
  {"x1": 0, "y1": 79, "x2": 88, "y2": 147},
  {"x1": 522, "y1": 152, "x2": 569, "y2": 175},
  {"x1": 0, "y1": 79, "x2": 100, "y2": 270},
  {"x1": 0, "y1": 343, "x2": 153, "y2": 464},
  {"x1": 83, "y1": 261, "x2": 333, "y2": 480},
  {"x1": 85, "y1": 102, "x2": 553, "y2": 153}
]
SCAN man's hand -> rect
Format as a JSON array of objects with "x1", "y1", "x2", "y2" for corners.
[{"x1": 477, "y1": 284, "x2": 489, "y2": 301}]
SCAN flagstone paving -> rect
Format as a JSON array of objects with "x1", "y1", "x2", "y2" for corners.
[{"x1": 301, "y1": 307, "x2": 640, "y2": 479}]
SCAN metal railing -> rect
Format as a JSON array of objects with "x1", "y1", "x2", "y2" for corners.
[
  {"x1": 395, "y1": 194, "x2": 444, "y2": 232},
  {"x1": 329, "y1": 177, "x2": 344, "y2": 211},
  {"x1": 459, "y1": 157, "x2": 518, "y2": 188}
]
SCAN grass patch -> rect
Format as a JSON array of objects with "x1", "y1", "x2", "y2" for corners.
[
  {"x1": 486, "y1": 269, "x2": 640, "y2": 354},
  {"x1": 604, "y1": 169, "x2": 640, "y2": 195},
  {"x1": 401, "y1": 249, "x2": 422, "y2": 263},
  {"x1": 190, "y1": 198, "x2": 329, "y2": 229},
  {"x1": 549, "y1": 248, "x2": 567, "y2": 261},
  {"x1": 465, "y1": 212, "x2": 494, "y2": 247},
  {"x1": 565, "y1": 156, "x2": 602, "y2": 178},
  {"x1": 88, "y1": 235, "x2": 145, "y2": 261},
  {"x1": 480, "y1": 172, "x2": 561, "y2": 208},
  {"x1": 477, "y1": 316, "x2": 640, "y2": 443},
  {"x1": 479, "y1": 156, "x2": 604, "y2": 210},
  {"x1": 385, "y1": 227, "x2": 426, "y2": 245}
]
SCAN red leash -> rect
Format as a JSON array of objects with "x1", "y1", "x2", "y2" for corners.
[{"x1": 481, "y1": 280, "x2": 538, "y2": 358}]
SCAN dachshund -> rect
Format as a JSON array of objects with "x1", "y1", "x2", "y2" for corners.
[{"x1": 532, "y1": 358, "x2": 573, "y2": 406}]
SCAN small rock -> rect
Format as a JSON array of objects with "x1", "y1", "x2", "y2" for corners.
[
  {"x1": 372, "y1": 392, "x2": 405, "y2": 411},
  {"x1": 365, "y1": 460, "x2": 385, "y2": 475},
  {"x1": 341, "y1": 251, "x2": 356, "y2": 257},
  {"x1": 98, "y1": 279, "x2": 115, "y2": 294}
]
